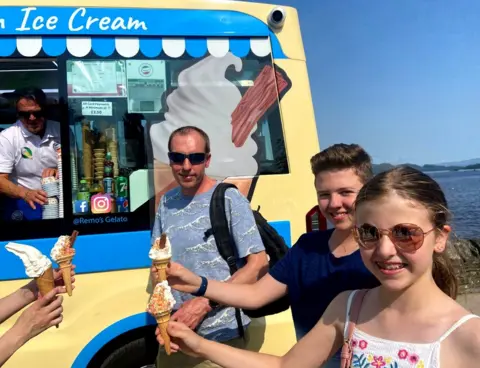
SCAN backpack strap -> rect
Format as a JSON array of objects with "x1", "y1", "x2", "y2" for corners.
[
  {"x1": 208, "y1": 182, "x2": 245, "y2": 339},
  {"x1": 209, "y1": 182, "x2": 239, "y2": 274},
  {"x1": 340, "y1": 289, "x2": 368, "y2": 368}
]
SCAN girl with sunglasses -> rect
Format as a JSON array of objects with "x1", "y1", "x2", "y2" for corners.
[{"x1": 158, "y1": 166, "x2": 480, "y2": 367}]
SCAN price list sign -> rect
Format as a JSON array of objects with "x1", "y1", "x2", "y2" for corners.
[{"x1": 81, "y1": 101, "x2": 113, "y2": 116}]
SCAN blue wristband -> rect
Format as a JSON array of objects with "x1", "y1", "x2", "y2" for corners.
[{"x1": 191, "y1": 276, "x2": 208, "y2": 297}]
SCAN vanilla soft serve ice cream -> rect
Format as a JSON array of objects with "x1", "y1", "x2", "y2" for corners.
[
  {"x1": 5, "y1": 242, "x2": 52, "y2": 278},
  {"x1": 150, "y1": 52, "x2": 258, "y2": 179},
  {"x1": 50, "y1": 235, "x2": 75, "y2": 262},
  {"x1": 149, "y1": 233, "x2": 171, "y2": 260}
]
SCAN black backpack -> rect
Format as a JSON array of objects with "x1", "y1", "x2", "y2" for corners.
[{"x1": 209, "y1": 183, "x2": 291, "y2": 326}]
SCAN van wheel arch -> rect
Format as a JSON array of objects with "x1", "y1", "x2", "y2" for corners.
[{"x1": 86, "y1": 325, "x2": 158, "y2": 368}]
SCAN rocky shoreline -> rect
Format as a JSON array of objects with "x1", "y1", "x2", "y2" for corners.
[{"x1": 447, "y1": 238, "x2": 480, "y2": 294}]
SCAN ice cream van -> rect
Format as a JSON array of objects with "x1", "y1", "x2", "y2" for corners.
[{"x1": 0, "y1": 1, "x2": 320, "y2": 367}]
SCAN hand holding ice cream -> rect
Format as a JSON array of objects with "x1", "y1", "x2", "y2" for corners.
[
  {"x1": 156, "y1": 320, "x2": 204, "y2": 357},
  {"x1": 6, "y1": 242, "x2": 55, "y2": 297},
  {"x1": 147, "y1": 281, "x2": 176, "y2": 355},
  {"x1": 5, "y1": 233, "x2": 78, "y2": 299},
  {"x1": 162, "y1": 261, "x2": 203, "y2": 294},
  {"x1": 13, "y1": 286, "x2": 65, "y2": 341},
  {"x1": 3, "y1": 232, "x2": 79, "y2": 348}
]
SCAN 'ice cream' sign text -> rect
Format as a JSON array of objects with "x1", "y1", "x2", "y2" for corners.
[
  {"x1": 0, "y1": 6, "x2": 269, "y2": 37},
  {"x1": 0, "y1": 7, "x2": 147, "y2": 33}
]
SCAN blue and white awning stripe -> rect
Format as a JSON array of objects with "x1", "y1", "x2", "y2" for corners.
[{"x1": 9, "y1": 37, "x2": 275, "y2": 58}]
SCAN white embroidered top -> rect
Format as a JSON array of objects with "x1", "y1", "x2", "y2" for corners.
[{"x1": 344, "y1": 290, "x2": 479, "y2": 368}]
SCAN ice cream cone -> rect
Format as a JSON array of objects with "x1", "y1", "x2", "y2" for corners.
[
  {"x1": 153, "y1": 258, "x2": 170, "y2": 283},
  {"x1": 35, "y1": 266, "x2": 55, "y2": 296},
  {"x1": 57, "y1": 254, "x2": 74, "y2": 296},
  {"x1": 156, "y1": 311, "x2": 172, "y2": 355}
]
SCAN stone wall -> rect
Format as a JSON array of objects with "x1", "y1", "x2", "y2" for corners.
[{"x1": 446, "y1": 238, "x2": 480, "y2": 294}]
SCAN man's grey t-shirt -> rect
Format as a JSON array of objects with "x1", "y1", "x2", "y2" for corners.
[{"x1": 151, "y1": 182, "x2": 265, "y2": 342}]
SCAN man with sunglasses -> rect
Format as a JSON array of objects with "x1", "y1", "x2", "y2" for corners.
[
  {"x1": 150, "y1": 126, "x2": 268, "y2": 367},
  {"x1": 0, "y1": 87, "x2": 60, "y2": 220}
]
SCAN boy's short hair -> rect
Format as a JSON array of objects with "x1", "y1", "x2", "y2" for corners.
[{"x1": 310, "y1": 143, "x2": 373, "y2": 184}]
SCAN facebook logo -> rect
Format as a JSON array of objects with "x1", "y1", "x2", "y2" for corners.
[{"x1": 74, "y1": 200, "x2": 89, "y2": 214}]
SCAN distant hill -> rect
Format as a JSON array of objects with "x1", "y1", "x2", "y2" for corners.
[
  {"x1": 372, "y1": 161, "x2": 480, "y2": 174},
  {"x1": 436, "y1": 158, "x2": 480, "y2": 167}
]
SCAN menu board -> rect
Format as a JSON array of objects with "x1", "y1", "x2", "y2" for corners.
[{"x1": 67, "y1": 60, "x2": 127, "y2": 97}]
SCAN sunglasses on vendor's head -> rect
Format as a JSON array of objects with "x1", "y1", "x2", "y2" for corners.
[
  {"x1": 18, "y1": 110, "x2": 44, "y2": 120},
  {"x1": 168, "y1": 152, "x2": 208, "y2": 165},
  {"x1": 353, "y1": 223, "x2": 437, "y2": 252}
]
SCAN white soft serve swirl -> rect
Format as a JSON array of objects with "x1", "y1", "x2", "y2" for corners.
[{"x1": 150, "y1": 52, "x2": 258, "y2": 179}]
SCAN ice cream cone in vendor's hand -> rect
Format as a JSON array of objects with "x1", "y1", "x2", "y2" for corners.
[
  {"x1": 50, "y1": 230, "x2": 79, "y2": 297},
  {"x1": 5, "y1": 242, "x2": 54, "y2": 295},
  {"x1": 148, "y1": 281, "x2": 175, "y2": 355},
  {"x1": 149, "y1": 233, "x2": 172, "y2": 283}
]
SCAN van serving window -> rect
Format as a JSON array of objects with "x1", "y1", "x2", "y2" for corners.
[{"x1": 0, "y1": 36, "x2": 289, "y2": 239}]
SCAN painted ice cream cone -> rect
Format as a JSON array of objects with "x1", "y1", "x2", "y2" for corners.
[
  {"x1": 50, "y1": 231, "x2": 78, "y2": 297},
  {"x1": 147, "y1": 281, "x2": 175, "y2": 355},
  {"x1": 149, "y1": 233, "x2": 172, "y2": 283}
]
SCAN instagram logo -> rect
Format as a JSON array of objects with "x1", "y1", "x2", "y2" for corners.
[{"x1": 91, "y1": 194, "x2": 112, "y2": 214}]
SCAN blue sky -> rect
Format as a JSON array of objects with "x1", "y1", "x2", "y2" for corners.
[{"x1": 262, "y1": 0, "x2": 480, "y2": 165}]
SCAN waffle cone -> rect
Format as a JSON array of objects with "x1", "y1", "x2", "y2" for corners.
[
  {"x1": 156, "y1": 312, "x2": 171, "y2": 355},
  {"x1": 57, "y1": 254, "x2": 74, "y2": 296},
  {"x1": 35, "y1": 266, "x2": 55, "y2": 296},
  {"x1": 153, "y1": 258, "x2": 170, "y2": 283}
]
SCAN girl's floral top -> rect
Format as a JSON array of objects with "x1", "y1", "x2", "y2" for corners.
[{"x1": 345, "y1": 291, "x2": 479, "y2": 368}]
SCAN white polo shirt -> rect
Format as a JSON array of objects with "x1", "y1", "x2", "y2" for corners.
[{"x1": 0, "y1": 120, "x2": 61, "y2": 190}]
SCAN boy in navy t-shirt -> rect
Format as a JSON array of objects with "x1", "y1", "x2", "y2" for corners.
[
  {"x1": 269, "y1": 229, "x2": 378, "y2": 341},
  {"x1": 268, "y1": 144, "x2": 380, "y2": 344},
  {"x1": 163, "y1": 143, "x2": 379, "y2": 366}
]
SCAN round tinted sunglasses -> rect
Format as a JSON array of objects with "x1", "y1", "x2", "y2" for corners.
[
  {"x1": 168, "y1": 152, "x2": 207, "y2": 165},
  {"x1": 353, "y1": 223, "x2": 437, "y2": 252}
]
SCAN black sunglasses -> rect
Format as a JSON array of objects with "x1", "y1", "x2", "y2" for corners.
[
  {"x1": 168, "y1": 152, "x2": 208, "y2": 165},
  {"x1": 18, "y1": 110, "x2": 44, "y2": 120}
]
